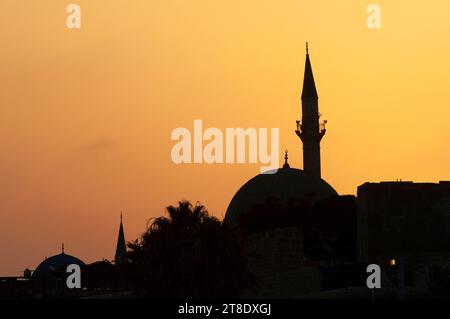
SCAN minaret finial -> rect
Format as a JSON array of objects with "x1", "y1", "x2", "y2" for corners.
[
  {"x1": 306, "y1": 42, "x2": 309, "y2": 55},
  {"x1": 283, "y1": 149, "x2": 290, "y2": 168},
  {"x1": 120, "y1": 211, "x2": 123, "y2": 222}
]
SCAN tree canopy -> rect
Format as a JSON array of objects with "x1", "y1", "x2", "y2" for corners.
[{"x1": 127, "y1": 201, "x2": 254, "y2": 298}]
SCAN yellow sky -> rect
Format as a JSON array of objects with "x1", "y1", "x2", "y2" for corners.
[{"x1": 1, "y1": 0, "x2": 450, "y2": 275}]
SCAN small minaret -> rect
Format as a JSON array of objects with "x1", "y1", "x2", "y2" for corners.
[
  {"x1": 114, "y1": 212, "x2": 127, "y2": 265},
  {"x1": 296, "y1": 43, "x2": 327, "y2": 179}
]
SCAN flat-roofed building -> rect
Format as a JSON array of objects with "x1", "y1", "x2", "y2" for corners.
[{"x1": 357, "y1": 181, "x2": 450, "y2": 266}]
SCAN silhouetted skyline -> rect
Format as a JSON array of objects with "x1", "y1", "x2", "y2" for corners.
[{"x1": 2, "y1": 1, "x2": 450, "y2": 277}]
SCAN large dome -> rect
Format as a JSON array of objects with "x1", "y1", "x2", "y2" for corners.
[
  {"x1": 32, "y1": 252, "x2": 85, "y2": 280},
  {"x1": 224, "y1": 167, "x2": 337, "y2": 225}
]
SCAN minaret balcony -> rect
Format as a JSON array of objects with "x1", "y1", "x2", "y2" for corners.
[
  {"x1": 319, "y1": 121, "x2": 327, "y2": 134},
  {"x1": 296, "y1": 120, "x2": 327, "y2": 137},
  {"x1": 295, "y1": 120, "x2": 302, "y2": 134}
]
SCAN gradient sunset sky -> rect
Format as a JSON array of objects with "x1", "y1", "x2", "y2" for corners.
[{"x1": 1, "y1": 0, "x2": 450, "y2": 275}]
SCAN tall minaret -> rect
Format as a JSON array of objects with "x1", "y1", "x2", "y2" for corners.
[
  {"x1": 115, "y1": 212, "x2": 127, "y2": 265},
  {"x1": 296, "y1": 43, "x2": 326, "y2": 179}
]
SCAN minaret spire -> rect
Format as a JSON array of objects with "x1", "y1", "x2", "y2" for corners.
[
  {"x1": 301, "y1": 42, "x2": 318, "y2": 99},
  {"x1": 115, "y1": 212, "x2": 127, "y2": 265},
  {"x1": 296, "y1": 43, "x2": 326, "y2": 178}
]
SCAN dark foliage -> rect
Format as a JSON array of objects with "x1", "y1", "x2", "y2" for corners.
[
  {"x1": 84, "y1": 259, "x2": 117, "y2": 289},
  {"x1": 126, "y1": 201, "x2": 254, "y2": 298}
]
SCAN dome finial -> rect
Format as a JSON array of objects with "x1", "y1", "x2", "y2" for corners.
[
  {"x1": 283, "y1": 149, "x2": 290, "y2": 168},
  {"x1": 62, "y1": 243, "x2": 65, "y2": 254}
]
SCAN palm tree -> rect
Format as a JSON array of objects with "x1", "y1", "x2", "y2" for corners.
[{"x1": 127, "y1": 201, "x2": 254, "y2": 298}]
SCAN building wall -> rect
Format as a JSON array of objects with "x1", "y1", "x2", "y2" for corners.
[
  {"x1": 357, "y1": 181, "x2": 450, "y2": 266},
  {"x1": 244, "y1": 226, "x2": 304, "y2": 275},
  {"x1": 242, "y1": 226, "x2": 323, "y2": 297}
]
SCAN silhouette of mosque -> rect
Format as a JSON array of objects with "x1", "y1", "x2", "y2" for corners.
[
  {"x1": 225, "y1": 42, "x2": 336, "y2": 227},
  {"x1": 223, "y1": 43, "x2": 450, "y2": 298},
  {"x1": 32, "y1": 244, "x2": 86, "y2": 281},
  {"x1": 0, "y1": 216, "x2": 126, "y2": 298},
  {"x1": 222, "y1": 44, "x2": 359, "y2": 297}
]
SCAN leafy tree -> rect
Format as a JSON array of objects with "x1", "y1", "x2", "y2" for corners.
[
  {"x1": 84, "y1": 259, "x2": 116, "y2": 289},
  {"x1": 127, "y1": 201, "x2": 254, "y2": 298}
]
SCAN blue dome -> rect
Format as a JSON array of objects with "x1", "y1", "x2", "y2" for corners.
[
  {"x1": 32, "y1": 252, "x2": 85, "y2": 280},
  {"x1": 224, "y1": 167, "x2": 337, "y2": 225}
]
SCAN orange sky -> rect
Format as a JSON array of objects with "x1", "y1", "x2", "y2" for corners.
[{"x1": 1, "y1": 0, "x2": 450, "y2": 275}]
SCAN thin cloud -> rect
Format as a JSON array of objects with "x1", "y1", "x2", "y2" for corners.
[{"x1": 78, "y1": 138, "x2": 117, "y2": 155}]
